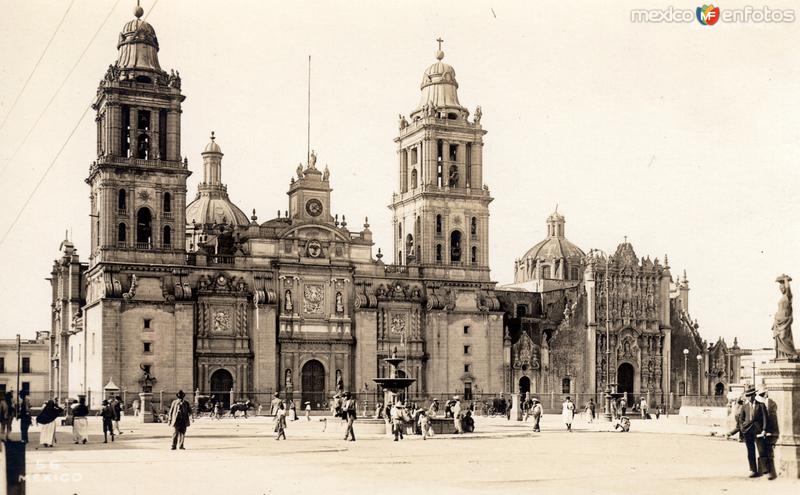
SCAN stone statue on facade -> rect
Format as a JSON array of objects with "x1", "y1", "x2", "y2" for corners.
[
  {"x1": 296, "y1": 163, "x2": 304, "y2": 179},
  {"x1": 772, "y1": 274, "x2": 798, "y2": 360},
  {"x1": 336, "y1": 291, "x2": 344, "y2": 314},
  {"x1": 474, "y1": 105, "x2": 482, "y2": 124},
  {"x1": 140, "y1": 364, "x2": 156, "y2": 393},
  {"x1": 284, "y1": 290, "x2": 293, "y2": 313}
]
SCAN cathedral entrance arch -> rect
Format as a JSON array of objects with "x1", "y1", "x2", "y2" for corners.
[
  {"x1": 519, "y1": 376, "x2": 531, "y2": 397},
  {"x1": 715, "y1": 382, "x2": 725, "y2": 396},
  {"x1": 302, "y1": 360, "x2": 326, "y2": 409},
  {"x1": 617, "y1": 363, "x2": 635, "y2": 406},
  {"x1": 209, "y1": 368, "x2": 233, "y2": 408}
]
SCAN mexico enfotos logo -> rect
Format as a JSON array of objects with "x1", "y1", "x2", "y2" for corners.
[{"x1": 631, "y1": 4, "x2": 795, "y2": 24}]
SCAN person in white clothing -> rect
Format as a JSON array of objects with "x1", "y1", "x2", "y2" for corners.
[{"x1": 562, "y1": 396, "x2": 575, "y2": 432}]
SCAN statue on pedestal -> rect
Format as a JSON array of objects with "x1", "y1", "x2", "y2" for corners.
[{"x1": 773, "y1": 274, "x2": 798, "y2": 360}]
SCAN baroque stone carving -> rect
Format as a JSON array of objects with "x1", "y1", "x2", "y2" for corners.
[
  {"x1": 303, "y1": 284, "x2": 324, "y2": 314},
  {"x1": 213, "y1": 311, "x2": 230, "y2": 332}
]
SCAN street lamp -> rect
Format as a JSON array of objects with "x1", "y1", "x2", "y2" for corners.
[
  {"x1": 696, "y1": 354, "x2": 703, "y2": 396},
  {"x1": 589, "y1": 248, "x2": 613, "y2": 421},
  {"x1": 682, "y1": 349, "x2": 689, "y2": 395},
  {"x1": 751, "y1": 361, "x2": 756, "y2": 387}
]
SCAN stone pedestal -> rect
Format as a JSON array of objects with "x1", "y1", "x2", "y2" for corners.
[
  {"x1": 762, "y1": 360, "x2": 800, "y2": 478},
  {"x1": 139, "y1": 392, "x2": 155, "y2": 423},
  {"x1": 511, "y1": 393, "x2": 522, "y2": 421}
]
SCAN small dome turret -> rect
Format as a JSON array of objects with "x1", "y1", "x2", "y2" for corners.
[{"x1": 515, "y1": 209, "x2": 585, "y2": 283}]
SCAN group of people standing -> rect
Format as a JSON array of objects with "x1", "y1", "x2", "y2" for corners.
[{"x1": 728, "y1": 387, "x2": 779, "y2": 480}]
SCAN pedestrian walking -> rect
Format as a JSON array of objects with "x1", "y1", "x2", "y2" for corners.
[
  {"x1": 418, "y1": 410, "x2": 432, "y2": 440},
  {"x1": 562, "y1": 396, "x2": 575, "y2": 432},
  {"x1": 305, "y1": 401, "x2": 312, "y2": 421},
  {"x1": 132, "y1": 398, "x2": 140, "y2": 417},
  {"x1": 452, "y1": 396, "x2": 463, "y2": 434},
  {"x1": 274, "y1": 402, "x2": 287, "y2": 440},
  {"x1": 18, "y1": 392, "x2": 32, "y2": 443},
  {"x1": 391, "y1": 401, "x2": 406, "y2": 441},
  {"x1": 0, "y1": 392, "x2": 14, "y2": 441},
  {"x1": 269, "y1": 392, "x2": 282, "y2": 415},
  {"x1": 71, "y1": 396, "x2": 90, "y2": 444},
  {"x1": 37, "y1": 399, "x2": 63, "y2": 447},
  {"x1": 532, "y1": 398, "x2": 543, "y2": 432},
  {"x1": 640, "y1": 397, "x2": 649, "y2": 420},
  {"x1": 738, "y1": 386, "x2": 766, "y2": 478},
  {"x1": 757, "y1": 390, "x2": 778, "y2": 480},
  {"x1": 99, "y1": 399, "x2": 115, "y2": 443},
  {"x1": 112, "y1": 395, "x2": 123, "y2": 434},
  {"x1": 727, "y1": 398, "x2": 744, "y2": 441},
  {"x1": 168, "y1": 390, "x2": 192, "y2": 450},
  {"x1": 343, "y1": 392, "x2": 357, "y2": 442}
]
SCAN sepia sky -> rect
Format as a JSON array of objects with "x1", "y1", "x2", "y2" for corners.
[{"x1": 0, "y1": 0, "x2": 798, "y2": 349}]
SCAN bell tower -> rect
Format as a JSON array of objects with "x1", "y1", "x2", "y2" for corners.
[
  {"x1": 389, "y1": 41, "x2": 492, "y2": 278},
  {"x1": 87, "y1": 3, "x2": 190, "y2": 266}
]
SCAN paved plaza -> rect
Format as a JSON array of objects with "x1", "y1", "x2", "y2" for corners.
[{"x1": 15, "y1": 414, "x2": 800, "y2": 495}]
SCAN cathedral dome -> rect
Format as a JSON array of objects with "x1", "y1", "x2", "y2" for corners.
[
  {"x1": 515, "y1": 210, "x2": 585, "y2": 283},
  {"x1": 186, "y1": 194, "x2": 249, "y2": 227},
  {"x1": 116, "y1": 6, "x2": 161, "y2": 72},
  {"x1": 186, "y1": 133, "x2": 249, "y2": 227}
]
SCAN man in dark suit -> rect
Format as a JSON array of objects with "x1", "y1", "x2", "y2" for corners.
[
  {"x1": 738, "y1": 386, "x2": 767, "y2": 477},
  {"x1": 757, "y1": 389, "x2": 779, "y2": 480}
]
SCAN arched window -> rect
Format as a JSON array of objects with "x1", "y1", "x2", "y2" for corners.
[
  {"x1": 410, "y1": 169, "x2": 418, "y2": 189},
  {"x1": 136, "y1": 208, "x2": 152, "y2": 246},
  {"x1": 117, "y1": 223, "x2": 127, "y2": 244},
  {"x1": 405, "y1": 234, "x2": 414, "y2": 264},
  {"x1": 435, "y1": 214, "x2": 442, "y2": 236},
  {"x1": 163, "y1": 225, "x2": 172, "y2": 247},
  {"x1": 137, "y1": 134, "x2": 150, "y2": 160},
  {"x1": 163, "y1": 192, "x2": 172, "y2": 213},
  {"x1": 450, "y1": 230, "x2": 462, "y2": 264},
  {"x1": 398, "y1": 223, "x2": 402, "y2": 240},
  {"x1": 571, "y1": 267, "x2": 579, "y2": 280},
  {"x1": 471, "y1": 246, "x2": 477, "y2": 265},
  {"x1": 118, "y1": 189, "x2": 127, "y2": 211},
  {"x1": 542, "y1": 266, "x2": 551, "y2": 279},
  {"x1": 561, "y1": 377, "x2": 571, "y2": 394},
  {"x1": 435, "y1": 244, "x2": 442, "y2": 264},
  {"x1": 470, "y1": 217, "x2": 477, "y2": 237}
]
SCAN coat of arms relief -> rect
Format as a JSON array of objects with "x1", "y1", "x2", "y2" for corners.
[{"x1": 304, "y1": 284, "x2": 325, "y2": 314}]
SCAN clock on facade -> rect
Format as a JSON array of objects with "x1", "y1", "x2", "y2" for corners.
[{"x1": 305, "y1": 198, "x2": 323, "y2": 217}]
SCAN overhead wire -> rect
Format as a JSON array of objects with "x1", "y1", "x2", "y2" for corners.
[{"x1": 0, "y1": 0, "x2": 77, "y2": 135}]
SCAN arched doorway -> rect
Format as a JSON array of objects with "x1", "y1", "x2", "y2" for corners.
[
  {"x1": 210, "y1": 368, "x2": 233, "y2": 409},
  {"x1": 302, "y1": 360, "x2": 326, "y2": 409},
  {"x1": 715, "y1": 382, "x2": 725, "y2": 396},
  {"x1": 617, "y1": 363, "x2": 635, "y2": 406},
  {"x1": 519, "y1": 376, "x2": 531, "y2": 397}
]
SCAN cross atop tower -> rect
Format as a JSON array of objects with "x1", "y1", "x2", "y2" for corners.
[{"x1": 436, "y1": 37, "x2": 444, "y2": 51}]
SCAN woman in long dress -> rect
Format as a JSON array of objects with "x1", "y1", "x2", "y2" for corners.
[
  {"x1": 562, "y1": 396, "x2": 575, "y2": 432},
  {"x1": 71, "y1": 396, "x2": 90, "y2": 444},
  {"x1": 37, "y1": 400, "x2": 63, "y2": 447}
]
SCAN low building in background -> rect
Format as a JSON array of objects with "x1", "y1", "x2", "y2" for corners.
[{"x1": 0, "y1": 331, "x2": 50, "y2": 402}]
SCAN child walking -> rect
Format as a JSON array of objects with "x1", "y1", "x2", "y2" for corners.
[{"x1": 100, "y1": 400, "x2": 115, "y2": 443}]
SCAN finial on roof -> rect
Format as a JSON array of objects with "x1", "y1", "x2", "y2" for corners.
[
  {"x1": 211, "y1": 131, "x2": 215, "y2": 141},
  {"x1": 134, "y1": 1, "x2": 144, "y2": 19},
  {"x1": 435, "y1": 37, "x2": 444, "y2": 60}
]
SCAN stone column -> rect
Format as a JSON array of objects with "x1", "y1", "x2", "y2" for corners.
[
  {"x1": 139, "y1": 392, "x2": 154, "y2": 423},
  {"x1": 511, "y1": 393, "x2": 522, "y2": 421},
  {"x1": 762, "y1": 361, "x2": 800, "y2": 478}
]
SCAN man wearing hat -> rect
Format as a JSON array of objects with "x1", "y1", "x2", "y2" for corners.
[
  {"x1": 452, "y1": 396, "x2": 463, "y2": 434},
  {"x1": 168, "y1": 390, "x2": 192, "y2": 450},
  {"x1": 270, "y1": 392, "x2": 282, "y2": 416},
  {"x1": 738, "y1": 386, "x2": 767, "y2": 477},
  {"x1": 342, "y1": 392, "x2": 357, "y2": 442},
  {"x1": 756, "y1": 390, "x2": 779, "y2": 480},
  {"x1": 428, "y1": 398, "x2": 439, "y2": 417},
  {"x1": 531, "y1": 398, "x2": 543, "y2": 432}
]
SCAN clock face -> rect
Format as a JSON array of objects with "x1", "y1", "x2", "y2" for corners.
[{"x1": 305, "y1": 199, "x2": 323, "y2": 217}]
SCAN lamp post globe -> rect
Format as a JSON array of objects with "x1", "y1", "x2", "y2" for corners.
[{"x1": 682, "y1": 349, "x2": 689, "y2": 396}]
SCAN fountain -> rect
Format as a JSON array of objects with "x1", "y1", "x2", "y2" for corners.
[{"x1": 373, "y1": 347, "x2": 416, "y2": 408}]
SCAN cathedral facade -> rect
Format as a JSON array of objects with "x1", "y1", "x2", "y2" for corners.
[
  {"x1": 49, "y1": 8, "x2": 503, "y2": 408},
  {"x1": 48, "y1": 8, "x2": 738, "y2": 410}
]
